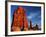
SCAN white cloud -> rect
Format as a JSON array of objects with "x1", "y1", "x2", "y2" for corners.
[
  {"x1": 27, "y1": 16, "x2": 32, "y2": 19},
  {"x1": 27, "y1": 13, "x2": 38, "y2": 20}
]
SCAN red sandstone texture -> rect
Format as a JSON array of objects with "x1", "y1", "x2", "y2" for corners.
[{"x1": 11, "y1": 7, "x2": 28, "y2": 31}]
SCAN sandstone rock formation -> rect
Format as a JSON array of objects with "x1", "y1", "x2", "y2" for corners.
[{"x1": 11, "y1": 6, "x2": 28, "y2": 31}]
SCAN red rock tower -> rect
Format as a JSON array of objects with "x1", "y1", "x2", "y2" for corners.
[
  {"x1": 11, "y1": 6, "x2": 28, "y2": 31},
  {"x1": 30, "y1": 21, "x2": 32, "y2": 30}
]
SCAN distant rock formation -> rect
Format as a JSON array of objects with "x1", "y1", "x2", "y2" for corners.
[
  {"x1": 11, "y1": 6, "x2": 28, "y2": 31},
  {"x1": 32, "y1": 24, "x2": 39, "y2": 30},
  {"x1": 30, "y1": 20, "x2": 41, "y2": 30},
  {"x1": 30, "y1": 21, "x2": 32, "y2": 29}
]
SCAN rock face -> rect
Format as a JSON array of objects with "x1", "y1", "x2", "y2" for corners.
[{"x1": 11, "y1": 7, "x2": 28, "y2": 31}]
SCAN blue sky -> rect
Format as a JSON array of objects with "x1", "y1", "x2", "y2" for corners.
[{"x1": 11, "y1": 5, "x2": 41, "y2": 28}]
